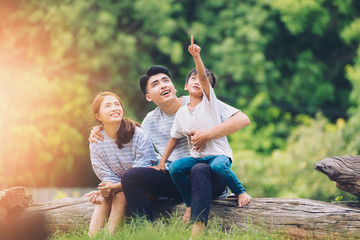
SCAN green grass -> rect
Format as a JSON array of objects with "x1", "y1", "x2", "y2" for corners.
[{"x1": 49, "y1": 214, "x2": 290, "y2": 240}]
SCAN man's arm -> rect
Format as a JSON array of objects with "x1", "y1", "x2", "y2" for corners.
[
  {"x1": 190, "y1": 111, "x2": 250, "y2": 151},
  {"x1": 89, "y1": 125, "x2": 104, "y2": 143}
]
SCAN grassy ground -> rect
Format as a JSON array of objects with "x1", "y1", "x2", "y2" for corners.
[{"x1": 50, "y1": 215, "x2": 291, "y2": 240}]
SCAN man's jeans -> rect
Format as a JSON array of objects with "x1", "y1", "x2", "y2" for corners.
[
  {"x1": 121, "y1": 163, "x2": 227, "y2": 225},
  {"x1": 169, "y1": 155, "x2": 246, "y2": 207}
]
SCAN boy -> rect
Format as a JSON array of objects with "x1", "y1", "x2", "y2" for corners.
[{"x1": 154, "y1": 36, "x2": 251, "y2": 227}]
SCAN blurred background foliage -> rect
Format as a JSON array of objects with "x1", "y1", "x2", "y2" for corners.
[{"x1": 0, "y1": 0, "x2": 359, "y2": 201}]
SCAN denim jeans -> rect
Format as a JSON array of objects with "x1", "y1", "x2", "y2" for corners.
[
  {"x1": 121, "y1": 164, "x2": 227, "y2": 225},
  {"x1": 169, "y1": 155, "x2": 246, "y2": 207}
]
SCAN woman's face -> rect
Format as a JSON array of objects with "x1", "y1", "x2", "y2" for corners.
[{"x1": 96, "y1": 95, "x2": 124, "y2": 125}]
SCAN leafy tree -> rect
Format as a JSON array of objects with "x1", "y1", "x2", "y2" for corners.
[{"x1": 1, "y1": 0, "x2": 360, "y2": 194}]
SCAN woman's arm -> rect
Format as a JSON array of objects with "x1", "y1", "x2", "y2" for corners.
[
  {"x1": 98, "y1": 181, "x2": 123, "y2": 197},
  {"x1": 90, "y1": 144, "x2": 122, "y2": 187}
]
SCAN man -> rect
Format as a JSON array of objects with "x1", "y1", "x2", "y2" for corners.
[{"x1": 121, "y1": 65, "x2": 250, "y2": 238}]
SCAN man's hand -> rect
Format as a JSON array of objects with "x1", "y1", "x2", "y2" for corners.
[
  {"x1": 85, "y1": 191, "x2": 104, "y2": 205},
  {"x1": 98, "y1": 182, "x2": 113, "y2": 198},
  {"x1": 150, "y1": 162, "x2": 166, "y2": 173},
  {"x1": 189, "y1": 129, "x2": 210, "y2": 152},
  {"x1": 188, "y1": 36, "x2": 201, "y2": 57},
  {"x1": 88, "y1": 125, "x2": 104, "y2": 143}
]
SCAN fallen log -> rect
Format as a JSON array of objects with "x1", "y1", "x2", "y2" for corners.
[
  {"x1": 22, "y1": 194, "x2": 360, "y2": 239},
  {"x1": 0, "y1": 187, "x2": 33, "y2": 222},
  {"x1": 315, "y1": 155, "x2": 360, "y2": 197},
  {"x1": 0, "y1": 187, "x2": 47, "y2": 240},
  {"x1": 2, "y1": 187, "x2": 360, "y2": 239}
]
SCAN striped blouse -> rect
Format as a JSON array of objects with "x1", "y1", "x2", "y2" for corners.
[{"x1": 90, "y1": 126, "x2": 157, "y2": 183}]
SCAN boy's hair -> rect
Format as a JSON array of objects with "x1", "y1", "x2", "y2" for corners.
[
  {"x1": 139, "y1": 65, "x2": 171, "y2": 95},
  {"x1": 186, "y1": 68, "x2": 217, "y2": 88}
]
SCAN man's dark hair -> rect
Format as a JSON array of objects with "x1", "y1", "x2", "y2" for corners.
[
  {"x1": 139, "y1": 65, "x2": 171, "y2": 94},
  {"x1": 186, "y1": 68, "x2": 217, "y2": 88}
]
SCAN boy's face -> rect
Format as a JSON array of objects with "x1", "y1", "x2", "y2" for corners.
[
  {"x1": 145, "y1": 73, "x2": 177, "y2": 105},
  {"x1": 185, "y1": 73, "x2": 203, "y2": 98}
]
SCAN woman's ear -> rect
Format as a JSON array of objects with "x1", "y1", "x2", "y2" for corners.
[{"x1": 95, "y1": 113, "x2": 101, "y2": 122}]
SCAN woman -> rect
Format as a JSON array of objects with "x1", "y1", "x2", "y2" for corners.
[{"x1": 86, "y1": 91, "x2": 157, "y2": 236}]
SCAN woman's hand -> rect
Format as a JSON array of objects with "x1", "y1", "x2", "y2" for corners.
[
  {"x1": 85, "y1": 191, "x2": 104, "y2": 205},
  {"x1": 98, "y1": 182, "x2": 113, "y2": 198},
  {"x1": 88, "y1": 125, "x2": 104, "y2": 143}
]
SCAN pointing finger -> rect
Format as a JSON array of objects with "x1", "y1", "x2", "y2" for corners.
[{"x1": 191, "y1": 35, "x2": 194, "y2": 45}]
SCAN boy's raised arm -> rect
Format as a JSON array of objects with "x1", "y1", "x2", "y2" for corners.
[{"x1": 188, "y1": 36, "x2": 211, "y2": 101}]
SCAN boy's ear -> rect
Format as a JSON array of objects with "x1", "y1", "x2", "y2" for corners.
[
  {"x1": 184, "y1": 83, "x2": 188, "y2": 91},
  {"x1": 145, "y1": 93, "x2": 153, "y2": 102}
]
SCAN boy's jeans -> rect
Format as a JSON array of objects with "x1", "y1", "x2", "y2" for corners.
[{"x1": 169, "y1": 155, "x2": 246, "y2": 207}]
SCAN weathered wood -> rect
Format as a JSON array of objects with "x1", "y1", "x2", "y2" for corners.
[
  {"x1": 0, "y1": 187, "x2": 32, "y2": 222},
  {"x1": 315, "y1": 155, "x2": 360, "y2": 197},
  {"x1": 2, "y1": 187, "x2": 360, "y2": 239},
  {"x1": 23, "y1": 196, "x2": 360, "y2": 239},
  {"x1": 0, "y1": 187, "x2": 47, "y2": 240}
]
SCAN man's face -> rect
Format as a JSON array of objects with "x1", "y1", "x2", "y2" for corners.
[{"x1": 145, "y1": 73, "x2": 177, "y2": 105}]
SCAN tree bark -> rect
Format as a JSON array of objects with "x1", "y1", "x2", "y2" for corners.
[
  {"x1": 315, "y1": 155, "x2": 360, "y2": 197},
  {"x1": 2, "y1": 187, "x2": 360, "y2": 239},
  {"x1": 22, "y1": 196, "x2": 360, "y2": 239},
  {"x1": 0, "y1": 187, "x2": 32, "y2": 222}
]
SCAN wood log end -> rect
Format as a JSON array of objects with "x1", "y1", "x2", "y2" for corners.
[{"x1": 0, "y1": 187, "x2": 33, "y2": 221}]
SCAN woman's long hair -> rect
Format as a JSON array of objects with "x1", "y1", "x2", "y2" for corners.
[{"x1": 92, "y1": 91, "x2": 140, "y2": 149}]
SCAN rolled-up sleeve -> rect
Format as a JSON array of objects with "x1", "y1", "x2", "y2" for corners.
[{"x1": 217, "y1": 99, "x2": 240, "y2": 122}]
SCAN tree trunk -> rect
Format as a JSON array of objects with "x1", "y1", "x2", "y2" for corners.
[
  {"x1": 2, "y1": 187, "x2": 360, "y2": 239},
  {"x1": 315, "y1": 155, "x2": 360, "y2": 197},
  {"x1": 0, "y1": 187, "x2": 32, "y2": 222},
  {"x1": 25, "y1": 195, "x2": 360, "y2": 239}
]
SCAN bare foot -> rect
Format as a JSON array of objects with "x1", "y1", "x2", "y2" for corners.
[
  {"x1": 190, "y1": 221, "x2": 205, "y2": 239},
  {"x1": 237, "y1": 192, "x2": 251, "y2": 207},
  {"x1": 182, "y1": 207, "x2": 191, "y2": 223}
]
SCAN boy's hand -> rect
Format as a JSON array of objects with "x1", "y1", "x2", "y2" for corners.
[
  {"x1": 89, "y1": 125, "x2": 104, "y2": 143},
  {"x1": 150, "y1": 162, "x2": 166, "y2": 173},
  {"x1": 188, "y1": 35, "x2": 201, "y2": 57}
]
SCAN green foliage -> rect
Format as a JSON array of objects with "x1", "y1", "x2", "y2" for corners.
[
  {"x1": 0, "y1": 59, "x2": 92, "y2": 187},
  {"x1": 342, "y1": 46, "x2": 360, "y2": 154},
  {"x1": 270, "y1": 0, "x2": 330, "y2": 35},
  {"x1": 334, "y1": 196, "x2": 343, "y2": 202},
  {"x1": 1, "y1": 0, "x2": 360, "y2": 203},
  {"x1": 231, "y1": 113, "x2": 353, "y2": 201}
]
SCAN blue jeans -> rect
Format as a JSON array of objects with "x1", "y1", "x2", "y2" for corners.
[
  {"x1": 121, "y1": 164, "x2": 227, "y2": 225},
  {"x1": 169, "y1": 155, "x2": 246, "y2": 207}
]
